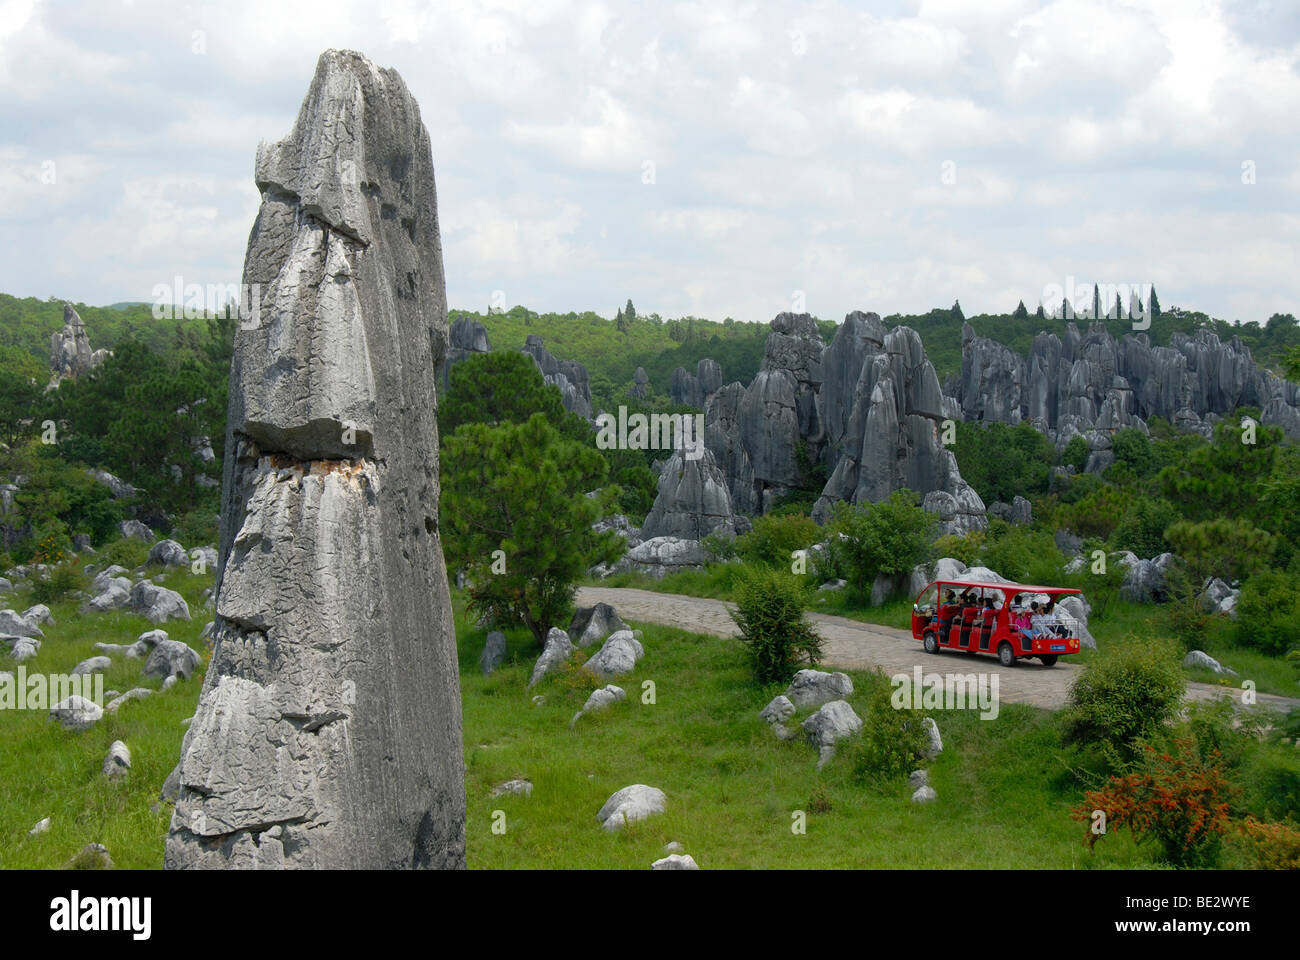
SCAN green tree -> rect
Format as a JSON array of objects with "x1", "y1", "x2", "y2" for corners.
[
  {"x1": 440, "y1": 350, "x2": 590, "y2": 445},
  {"x1": 821, "y1": 491, "x2": 936, "y2": 602},
  {"x1": 0, "y1": 345, "x2": 45, "y2": 448},
  {"x1": 441, "y1": 414, "x2": 623, "y2": 644},
  {"x1": 1159, "y1": 420, "x2": 1281, "y2": 525}
]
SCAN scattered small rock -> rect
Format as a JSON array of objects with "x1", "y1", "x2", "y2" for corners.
[
  {"x1": 49, "y1": 695, "x2": 103, "y2": 731},
  {"x1": 528, "y1": 628, "x2": 575, "y2": 688},
  {"x1": 67, "y1": 843, "x2": 114, "y2": 869},
  {"x1": 103, "y1": 741, "x2": 131, "y2": 780},
  {"x1": 651, "y1": 854, "x2": 699, "y2": 870},
  {"x1": 28, "y1": 817, "x2": 50, "y2": 836},
  {"x1": 597, "y1": 784, "x2": 667, "y2": 831},
  {"x1": 921, "y1": 717, "x2": 943, "y2": 759},
  {"x1": 912, "y1": 785, "x2": 938, "y2": 804},
  {"x1": 784, "y1": 669, "x2": 853, "y2": 710},
  {"x1": 490, "y1": 779, "x2": 533, "y2": 798},
  {"x1": 1184, "y1": 649, "x2": 1238, "y2": 676},
  {"x1": 480, "y1": 631, "x2": 506, "y2": 675}
]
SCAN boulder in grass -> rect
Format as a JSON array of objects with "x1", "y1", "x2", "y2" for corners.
[
  {"x1": 7, "y1": 638, "x2": 39, "y2": 662},
  {"x1": 119, "y1": 519, "x2": 154, "y2": 543},
  {"x1": 21, "y1": 604, "x2": 53, "y2": 626},
  {"x1": 489, "y1": 779, "x2": 533, "y2": 798},
  {"x1": 912, "y1": 785, "x2": 937, "y2": 804},
  {"x1": 128, "y1": 581, "x2": 191, "y2": 624},
  {"x1": 67, "y1": 843, "x2": 114, "y2": 869},
  {"x1": 528, "y1": 628, "x2": 574, "y2": 688},
  {"x1": 568, "y1": 603, "x2": 629, "y2": 648},
  {"x1": 583, "y1": 629, "x2": 644, "y2": 679},
  {"x1": 783, "y1": 669, "x2": 853, "y2": 710},
  {"x1": 28, "y1": 817, "x2": 51, "y2": 837},
  {"x1": 50, "y1": 695, "x2": 103, "y2": 731},
  {"x1": 922, "y1": 717, "x2": 943, "y2": 759},
  {"x1": 1184, "y1": 650, "x2": 1238, "y2": 676},
  {"x1": 147, "y1": 539, "x2": 189, "y2": 568},
  {"x1": 71, "y1": 656, "x2": 113, "y2": 676},
  {"x1": 87, "y1": 582, "x2": 130, "y2": 613},
  {"x1": 801, "y1": 700, "x2": 863, "y2": 770},
  {"x1": 597, "y1": 784, "x2": 666, "y2": 832},
  {"x1": 92, "y1": 566, "x2": 129, "y2": 592},
  {"x1": 651, "y1": 854, "x2": 700, "y2": 870},
  {"x1": 479, "y1": 631, "x2": 506, "y2": 675},
  {"x1": 571, "y1": 684, "x2": 626, "y2": 727},
  {"x1": 141, "y1": 639, "x2": 201, "y2": 681},
  {"x1": 103, "y1": 740, "x2": 131, "y2": 779},
  {"x1": 759, "y1": 695, "x2": 795, "y2": 725},
  {"x1": 105, "y1": 688, "x2": 153, "y2": 714},
  {"x1": 0, "y1": 609, "x2": 42, "y2": 639}
]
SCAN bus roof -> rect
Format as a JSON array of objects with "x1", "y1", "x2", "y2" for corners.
[{"x1": 927, "y1": 580, "x2": 1082, "y2": 595}]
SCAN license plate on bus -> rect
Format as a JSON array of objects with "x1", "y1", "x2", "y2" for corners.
[{"x1": 1050, "y1": 644, "x2": 1065, "y2": 652}]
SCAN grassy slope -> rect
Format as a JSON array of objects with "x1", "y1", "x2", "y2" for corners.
[
  {"x1": 3, "y1": 570, "x2": 1157, "y2": 869},
  {"x1": 458, "y1": 603, "x2": 1153, "y2": 870},
  {"x1": 0, "y1": 568, "x2": 210, "y2": 869}
]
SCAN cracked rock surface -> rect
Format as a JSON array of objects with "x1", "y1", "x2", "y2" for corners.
[{"x1": 164, "y1": 49, "x2": 464, "y2": 870}]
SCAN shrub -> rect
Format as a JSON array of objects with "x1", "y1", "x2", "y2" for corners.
[
  {"x1": 1061, "y1": 636, "x2": 1185, "y2": 768},
  {"x1": 980, "y1": 526, "x2": 1065, "y2": 585},
  {"x1": 100, "y1": 536, "x2": 151, "y2": 570},
  {"x1": 730, "y1": 566, "x2": 824, "y2": 685},
  {"x1": 1062, "y1": 435, "x2": 1089, "y2": 473},
  {"x1": 1234, "y1": 819, "x2": 1300, "y2": 870},
  {"x1": 700, "y1": 529, "x2": 737, "y2": 563},
  {"x1": 821, "y1": 491, "x2": 935, "y2": 600},
  {"x1": 807, "y1": 784, "x2": 833, "y2": 814},
  {"x1": 1110, "y1": 496, "x2": 1178, "y2": 558},
  {"x1": 1075, "y1": 739, "x2": 1234, "y2": 868},
  {"x1": 1238, "y1": 746, "x2": 1300, "y2": 824},
  {"x1": 31, "y1": 559, "x2": 85, "y2": 605},
  {"x1": 933, "y1": 530, "x2": 984, "y2": 567},
  {"x1": 849, "y1": 668, "x2": 930, "y2": 784},
  {"x1": 1057, "y1": 485, "x2": 1132, "y2": 540},
  {"x1": 735, "y1": 513, "x2": 820, "y2": 567},
  {"x1": 171, "y1": 509, "x2": 219, "y2": 549},
  {"x1": 1233, "y1": 569, "x2": 1300, "y2": 657}
]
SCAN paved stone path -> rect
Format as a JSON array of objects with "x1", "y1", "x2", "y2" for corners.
[{"x1": 577, "y1": 586, "x2": 1300, "y2": 713}]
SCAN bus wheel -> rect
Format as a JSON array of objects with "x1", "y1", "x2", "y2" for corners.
[
  {"x1": 998, "y1": 642, "x2": 1016, "y2": 667},
  {"x1": 923, "y1": 631, "x2": 938, "y2": 655},
  {"x1": 1039, "y1": 655, "x2": 1058, "y2": 667}
]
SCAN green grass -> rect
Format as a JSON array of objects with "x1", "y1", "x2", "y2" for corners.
[
  {"x1": 6, "y1": 565, "x2": 1275, "y2": 870},
  {"x1": 457, "y1": 599, "x2": 1155, "y2": 869},
  {"x1": 0, "y1": 565, "x2": 211, "y2": 869}
]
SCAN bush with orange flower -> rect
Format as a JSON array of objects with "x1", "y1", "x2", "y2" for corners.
[{"x1": 1073, "y1": 737, "x2": 1234, "y2": 868}]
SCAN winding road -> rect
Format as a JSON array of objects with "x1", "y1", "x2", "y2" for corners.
[{"x1": 576, "y1": 586, "x2": 1300, "y2": 714}]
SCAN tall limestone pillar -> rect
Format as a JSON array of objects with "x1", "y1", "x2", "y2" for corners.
[{"x1": 165, "y1": 49, "x2": 465, "y2": 869}]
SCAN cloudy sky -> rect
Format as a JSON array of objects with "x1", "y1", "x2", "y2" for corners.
[{"x1": 2, "y1": 0, "x2": 1298, "y2": 326}]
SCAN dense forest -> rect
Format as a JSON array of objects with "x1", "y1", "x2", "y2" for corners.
[{"x1": 1, "y1": 289, "x2": 1298, "y2": 572}]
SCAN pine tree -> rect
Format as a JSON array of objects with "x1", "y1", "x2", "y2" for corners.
[{"x1": 1013, "y1": 300, "x2": 1029, "y2": 320}]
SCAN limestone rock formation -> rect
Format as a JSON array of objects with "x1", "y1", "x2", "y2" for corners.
[
  {"x1": 164, "y1": 50, "x2": 465, "y2": 870},
  {"x1": 669, "y1": 358, "x2": 722, "y2": 408},
  {"x1": 626, "y1": 366, "x2": 650, "y2": 400},
  {"x1": 49, "y1": 304, "x2": 108, "y2": 383},
  {"x1": 812, "y1": 313, "x2": 985, "y2": 534},
  {"x1": 441, "y1": 315, "x2": 491, "y2": 388},
  {"x1": 638, "y1": 446, "x2": 739, "y2": 540},
  {"x1": 521, "y1": 335, "x2": 592, "y2": 418},
  {"x1": 955, "y1": 320, "x2": 1300, "y2": 451}
]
